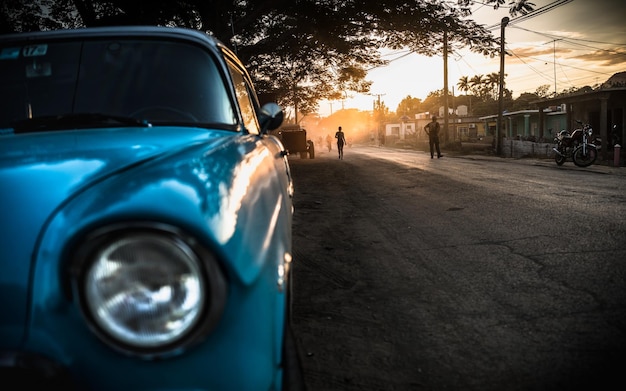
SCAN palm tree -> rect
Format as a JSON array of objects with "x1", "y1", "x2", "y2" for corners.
[
  {"x1": 486, "y1": 72, "x2": 500, "y2": 100},
  {"x1": 457, "y1": 76, "x2": 472, "y2": 115},
  {"x1": 457, "y1": 76, "x2": 470, "y2": 95},
  {"x1": 469, "y1": 75, "x2": 485, "y2": 99}
]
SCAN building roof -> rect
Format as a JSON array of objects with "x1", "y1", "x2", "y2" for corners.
[
  {"x1": 531, "y1": 86, "x2": 626, "y2": 107},
  {"x1": 478, "y1": 108, "x2": 564, "y2": 120}
]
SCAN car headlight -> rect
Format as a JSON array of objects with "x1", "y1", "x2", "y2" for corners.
[{"x1": 71, "y1": 223, "x2": 227, "y2": 358}]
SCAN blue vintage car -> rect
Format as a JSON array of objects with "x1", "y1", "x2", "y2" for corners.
[{"x1": 0, "y1": 26, "x2": 301, "y2": 390}]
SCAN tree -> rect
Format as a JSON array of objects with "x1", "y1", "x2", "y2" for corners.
[
  {"x1": 509, "y1": 92, "x2": 540, "y2": 111},
  {"x1": 457, "y1": 76, "x2": 470, "y2": 95},
  {"x1": 471, "y1": 88, "x2": 512, "y2": 116},
  {"x1": 1, "y1": 0, "x2": 535, "y2": 116},
  {"x1": 458, "y1": 0, "x2": 536, "y2": 15},
  {"x1": 0, "y1": 0, "x2": 84, "y2": 33},
  {"x1": 457, "y1": 76, "x2": 473, "y2": 115},
  {"x1": 535, "y1": 84, "x2": 551, "y2": 98},
  {"x1": 240, "y1": 1, "x2": 379, "y2": 122},
  {"x1": 421, "y1": 89, "x2": 448, "y2": 117},
  {"x1": 315, "y1": 108, "x2": 374, "y2": 144},
  {"x1": 395, "y1": 96, "x2": 422, "y2": 117},
  {"x1": 469, "y1": 75, "x2": 486, "y2": 99},
  {"x1": 486, "y1": 72, "x2": 501, "y2": 100}
]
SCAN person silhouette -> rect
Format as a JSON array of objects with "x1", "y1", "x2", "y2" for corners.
[
  {"x1": 335, "y1": 126, "x2": 347, "y2": 159},
  {"x1": 424, "y1": 116, "x2": 442, "y2": 159}
]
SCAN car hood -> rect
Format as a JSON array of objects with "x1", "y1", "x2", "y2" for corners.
[{"x1": 0, "y1": 126, "x2": 225, "y2": 345}]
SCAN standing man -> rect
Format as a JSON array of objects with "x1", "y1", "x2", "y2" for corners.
[
  {"x1": 424, "y1": 116, "x2": 442, "y2": 159},
  {"x1": 335, "y1": 126, "x2": 347, "y2": 159}
]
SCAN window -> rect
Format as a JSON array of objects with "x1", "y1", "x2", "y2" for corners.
[
  {"x1": 0, "y1": 42, "x2": 81, "y2": 127},
  {"x1": 0, "y1": 39, "x2": 238, "y2": 128},
  {"x1": 227, "y1": 63, "x2": 259, "y2": 135},
  {"x1": 76, "y1": 40, "x2": 236, "y2": 125}
]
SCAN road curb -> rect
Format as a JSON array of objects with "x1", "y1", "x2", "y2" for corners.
[{"x1": 451, "y1": 154, "x2": 626, "y2": 176}]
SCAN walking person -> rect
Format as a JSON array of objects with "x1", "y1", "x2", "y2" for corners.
[
  {"x1": 335, "y1": 126, "x2": 347, "y2": 159},
  {"x1": 424, "y1": 116, "x2": 442, "y2": 159}
]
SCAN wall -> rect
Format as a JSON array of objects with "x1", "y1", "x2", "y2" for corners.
[{"x1": 501, "y1": 138, "x2": 554, "y2": 159}]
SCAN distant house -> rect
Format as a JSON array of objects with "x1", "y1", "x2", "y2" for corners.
[
  {"x1": 534, "y1": 87, "x2": 626, "y2": 161},
  {"x1": 450, "y1": 116, "x2": 488, "y2": 141},
  {"x1": 385, "y1": 111, "x2": 488, "y2": 143},
  {"x1": 480, "y1": 107, "x2": 567, "y2": 142},
  {"x1": 384, "y1": 115, "x2": 416, "y2": 145}
]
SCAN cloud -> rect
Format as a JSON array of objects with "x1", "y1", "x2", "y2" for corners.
[
  {"x1": 512, "y1": 46, "x2": 570, "y2": 57},
  {"x1": 573, "y1": 48, "x2": 626, "y2": 67},
  {"x1": 505, "y1": 44, "x2": 574, "y2": 65},
  {"x1": 543, "y1": 30, "x2": 585, "y2": 40}
]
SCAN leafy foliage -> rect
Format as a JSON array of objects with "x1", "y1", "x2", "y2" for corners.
[
  {"x1": 396, "y1": 96, "x2": 423, "y2": 117},
  {"x1": 1, "y1": 0, "x2": 536, "y2": 118},
  {"x1": 458, "y1": 0, "x2": 536, "y2": 15}
]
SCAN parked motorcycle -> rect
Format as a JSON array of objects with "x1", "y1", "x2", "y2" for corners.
[
  {"x1": 553, "y1": 120, "x2": 598, "y2": 167},
  {"x1": 592, "y1": 124, "x2": 621, "y2": 151}
]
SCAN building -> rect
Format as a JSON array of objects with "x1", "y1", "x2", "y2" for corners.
[
  {"x1": 534, "y1": 88, "x2": 626, "y2": 162},
  {"x1": 480, "y1": 107, "x2": 567, "y2": 142},
  {"x1": 384, "y1": 110, "x2": 489, "y2": 145},
  {"x1": 384, "y1": 115, "x2": 416, "y2": 144}
]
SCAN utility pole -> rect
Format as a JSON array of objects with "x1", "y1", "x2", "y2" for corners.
[
  {"x1": 370, "y1": 93, "x2": 386, "y2": 105},
  {"x1": 368, "y1": 93, "x2": 386, "y2": 145},
  {"x1": 294, "y1": 87, "x2": 299, "y2": 124},
  {"x1": 553, "y1": 40, "x2": 557, "y2": 96},
  {"x1": 542, "y1": 38, "x2": 563, "y2": 96},
  {"x1": 443, "y1": 30, "x2": 450, "y2": 144},
  {"x1": 550, "y1": 39, "x2": 563, "y2": 96},
  {"x1": 496, "y1": 16, "x2": 509, "y2": 156}
]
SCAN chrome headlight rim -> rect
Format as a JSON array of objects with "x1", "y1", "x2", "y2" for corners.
[{"x1": 70, "y1": 222, "x2": 227, "y2": 359}]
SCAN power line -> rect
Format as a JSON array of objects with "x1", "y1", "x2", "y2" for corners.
[
  {"x1": 561, "y1": 39, "x2": 626, "y2": 56},
  {"x1": 371, "y1": 1, "x2": 577, "y2": 71},
  {"x1": 364, "y1": 49, "x2": 413, "y2": 72},
  {"x1": 503, "y1": 24, "x2": 626, "y2": 92},
  {"x1": 507, "y1": 49, "x2": 555, "y2": 84},
  {"x1": 503, "y1": 44, "x2": 617, "y2": 94},
  {"x1": 543, "y1": 38, "x2": 563, "y2": 95},
  {"x1": 367, "y1": 1, "x2": 581, "y2": 73},
  {"x1": 453, "y1": 52, "x2": 481, "y2": 75},
  {"x1": 557, "y1": 58, "x2": 574, "y2": 88},
  {"x1": 484, "y1": 0, "x2": 573, "y2": 31},
  {"x1": 488, "y1": 0, "x2": 623, "y2": 96},
  {"x1": 509, "y1": 48, "x2": 616, "y2": 76},
  {"x1": 510, "y1": 25, "x2": 626, "y2": 47}
]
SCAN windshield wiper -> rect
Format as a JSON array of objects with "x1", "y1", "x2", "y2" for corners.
[{"x1": 11, "y1": 113, "x2": 152, "y2": 133}]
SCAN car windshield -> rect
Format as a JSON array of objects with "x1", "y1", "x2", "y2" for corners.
[{"x1": 0, "y1": 38, "x2": 238, "y2": 131}]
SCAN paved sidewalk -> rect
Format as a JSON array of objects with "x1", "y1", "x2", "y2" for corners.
[{"x1": 453, "y1": 153, "x2": 626, "y2": 176}]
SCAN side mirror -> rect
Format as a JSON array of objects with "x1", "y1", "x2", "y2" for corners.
[{"x1": 258, "y1": 103, "x2": 284, "y2": 134}]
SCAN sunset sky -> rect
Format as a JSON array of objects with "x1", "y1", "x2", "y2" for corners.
[{"x1": 318, "y1": 0, "x2": 626, "y2": 117}]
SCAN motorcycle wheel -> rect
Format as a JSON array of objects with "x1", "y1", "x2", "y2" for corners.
[
  {"x1": 555, "y1": 153, "x2": 566, "y2": 166},
  {"x1": 573, "y1": 146, "x2": 598, "y2": 167},
  {"x1": 554, "y1": 146, "x2": 566, "y2": 166}
]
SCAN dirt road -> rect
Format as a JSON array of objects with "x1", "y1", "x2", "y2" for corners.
[{"x1": 289, "y1": 147, "x2": 626, "y2": 391}]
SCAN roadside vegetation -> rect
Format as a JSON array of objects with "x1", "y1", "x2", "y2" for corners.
[{"x1": 1, "y1": 0, "x2": 537, "y2": 119}]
